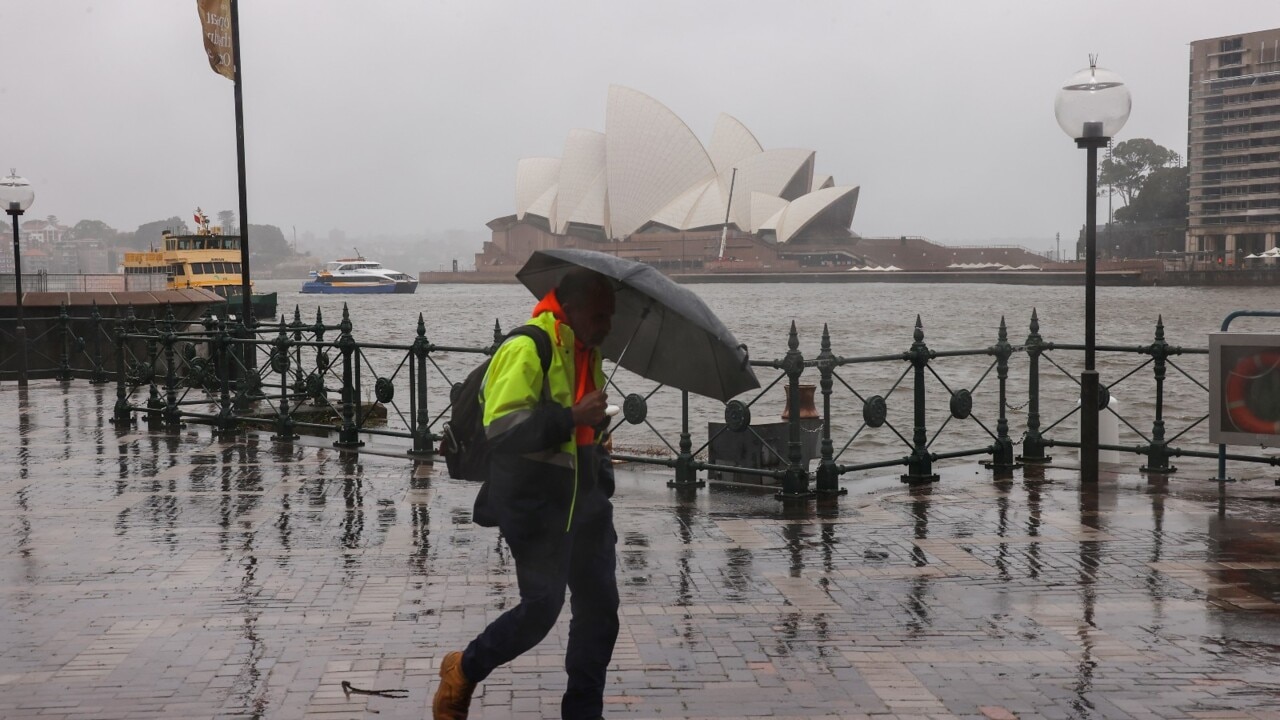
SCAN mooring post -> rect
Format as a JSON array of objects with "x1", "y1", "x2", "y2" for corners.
[
  {"x1": 1018, "y1": 309, "x2": 1052, "y2": 464},
  {"x1": 1142, "y1": 315, "x2": 1177, "y2": 474},
  {"x1": 985, "y1": 316, "x2": 1021, "y2": 473},
  {"x1": 778, "y1": 320, "x2": 814, "y2": 499},
  {"x1": 902, "y1": 316, "x2": 939, "y2": 484},
  {"x1": 815, "y1": 323, "x2": 844, "y2": 495},
  {"x1": 334, "y1": 304, "x2": 363, "y2": 449},
  {"x1": 409, "y1": 313, "x2": 433, "y2": 457}
]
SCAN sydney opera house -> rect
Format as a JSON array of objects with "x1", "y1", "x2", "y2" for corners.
[
  {"x1": 470, "y1": 86, "x2": 865, "y2": 275},
  {"x1": 452, "y1": 86, "x2": 1053, "y2": 279}
]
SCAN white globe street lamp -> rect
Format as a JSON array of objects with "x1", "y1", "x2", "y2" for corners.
[
  {"x1": 1054, "y1": 59, "x2": 1131, "y2": 483},
  {"x1": 0, "y1": 170, "x2": 34, "y2": 386}
]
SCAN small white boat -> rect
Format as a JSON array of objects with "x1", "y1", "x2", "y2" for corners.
[{"x1": 301, "y1": 254, "x2": 418, "y2": 294}]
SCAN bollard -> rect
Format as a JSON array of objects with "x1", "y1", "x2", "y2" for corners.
[
  {"x1": 1141, "y1": 316, "x2": 1177, "y2": 474},
  {"x1": 777, "y1": 321, "x2": 813, "y2": 499},
  {"x1": 984, "y1": 317, "x2": 1021, "y2": 473},
  {"x1": 1018, "y1": 309, "x2": 1052, "y2": 464},
  {"x1": 334, "y1": 304, "x2": 363, "y2": 449},
  {"x1": 901, "y1": 316, "x2": 939, "y2": 484},
  {"x1": 815, "y1": 324, "x2": 844, "y2": 495}
]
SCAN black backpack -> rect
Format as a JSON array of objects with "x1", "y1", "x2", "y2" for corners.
[{"x1": 440, "y1": 324, "x2": 553, "y2": 483}]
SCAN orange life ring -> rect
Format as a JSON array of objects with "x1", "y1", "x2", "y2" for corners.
[{"x1": 1225, "y1": 351, "x2": 1280, "y2": 434}]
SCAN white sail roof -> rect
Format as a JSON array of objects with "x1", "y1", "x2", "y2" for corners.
[
  {"x1": 708, "y1": 113, "x2": 764, "y2": 175},
  {"x1": 553, "y1": 129, "x2": 607, "y2": 233},
  {"x1": 515, "y1": 157, "x2": 561, "y2": 221},
  {"x1": 606, "y1": 86, "x2": 715, "y2": 239},
  {"x1": 772, "y1": 185, "x2": 860, "y2": 244}
]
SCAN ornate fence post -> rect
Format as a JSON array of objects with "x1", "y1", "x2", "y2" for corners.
[
  {"x1": 56, "y1": 301, "x2": 72, "y2": 382},
  {"x1": 89, "y1": 300, "x2": 108, "y2": 384},
  {"x1": 1141, "y1": 315, "x2": 1177, "y2": 474},
  {"x1": 408, "y1": 313, "x2": 433, "y2": 457},
  {"x1": 985, "y1": 316, "x2": 1020, "y2": 473},
  {"x1": 1017, "y1": 309, "x2": 1052, "y2": 464},
  {"x1": 162, "y1": 304, "x2": 181, "y2": 429},
  {"x1": 111, "y1": 306, "x2": 133, "y2": 426},
  {"x1": 214, "y1": 317, "x2": 237, "y2": 437},
  {"x1": 334, "y1": 304, "x2": 363, "y2": 449},
  {"x1": 778, "y1": 321, "x2": 813, "y2": 499},
  {"x1": 815, "y1": 324, "x2": 844, "y2": 495},
  {"x1": 902, "y1": 316, "x2": 939, "y2": 484},
  {"x1": 145, "y1": 317, "x2": 164, "y2": 431},
  {"x1": 668, "y1": 390, "x2": 703, "y2": 489},
  {"x1": 271, "y1": 315, "x2": 297, "y2": 441}
]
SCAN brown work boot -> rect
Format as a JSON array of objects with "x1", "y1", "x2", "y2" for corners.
[{"x1": 432, "y1": 651, "x2": 476, "y2": 720}]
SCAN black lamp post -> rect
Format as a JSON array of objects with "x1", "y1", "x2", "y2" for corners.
[
  {"x1": 1, "y1": 170, "x2": 35, "y2": 387},
  {"x1": 1055, "y1": 58, "x2": 1131, "y2": 482}
]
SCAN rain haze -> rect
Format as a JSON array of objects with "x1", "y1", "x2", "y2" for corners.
[{"x1": 3, "y1": 1, "x2": 1279, "y2": 260}]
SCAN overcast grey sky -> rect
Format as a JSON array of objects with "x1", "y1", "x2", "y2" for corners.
[{"x1": 3, "y1": 1, "x2": 1278, "y2": 250}]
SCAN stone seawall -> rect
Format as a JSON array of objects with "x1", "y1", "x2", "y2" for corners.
[{"x1": 421, "y1": 268, "x2": 1280, "y2": 287}]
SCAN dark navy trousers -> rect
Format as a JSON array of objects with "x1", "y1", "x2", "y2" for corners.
[{"x1": 461, "y1": 491, "x2": 619, "y2": 720}]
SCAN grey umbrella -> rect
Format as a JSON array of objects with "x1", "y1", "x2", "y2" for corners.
[{"x1": 516, "y1": 249, "x2": 759, "y2": 402}]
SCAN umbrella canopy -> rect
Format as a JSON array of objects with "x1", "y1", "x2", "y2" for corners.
[{"x1": 516, "y1": 249, "x2": 759, "y2": 402}]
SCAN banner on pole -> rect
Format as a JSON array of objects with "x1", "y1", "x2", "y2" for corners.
[{"x1": 197, "y1": 0, "x2": 235, "y2": 80}]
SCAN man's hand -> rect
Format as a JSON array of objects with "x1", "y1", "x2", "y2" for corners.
[{"x1": 572, "y1": 389, "x2": 608, "y2": 427}]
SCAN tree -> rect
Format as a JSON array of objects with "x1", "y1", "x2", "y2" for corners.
[
  {"x1": 247, "y1": 223, "x2": 290, "y2": 258},
  {"x1": 217, "y1": 209, "x2": 237, "y2": 232},
  {"x1": 70, "y1": 219, "x2": 119, "y2": 241},
  {"x1": 1114, "y1": 166, "x2": 1189, "y2": 224},
  {"x1": 1098, "y1": 138, "x2": 1181, "y2": 207},
  {"x1": 131, "y1": 216, "x2": 190, "y2": 249}
]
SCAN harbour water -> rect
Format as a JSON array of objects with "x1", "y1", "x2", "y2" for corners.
[{"x1": 256, "y1": 279, "x2": 1279, "y2": 479}]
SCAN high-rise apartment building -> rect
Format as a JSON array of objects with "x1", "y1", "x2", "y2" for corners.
[{"x1": 1187, "y1": 28, "x2": 1280, "y2": 265}]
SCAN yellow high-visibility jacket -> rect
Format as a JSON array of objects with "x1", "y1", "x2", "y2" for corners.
[{"x1": 480, "y1": 310, "x2": 607, "y2": 533}]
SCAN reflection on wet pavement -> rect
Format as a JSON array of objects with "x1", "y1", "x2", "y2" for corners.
[{"x1": 3, "y1": 381, "x2": 1280, "y2": 719}]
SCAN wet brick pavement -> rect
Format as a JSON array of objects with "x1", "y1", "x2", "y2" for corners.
[{"x1": 4, "y1": 382, "x2": 1280, "y2": 719}]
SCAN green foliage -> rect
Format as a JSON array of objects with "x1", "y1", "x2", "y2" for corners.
[
  {"x1": 69, "y1": 219, "x2": 119, "y2": 241},
  {"x1": 247, "y1": 224, "x2": 290, "y2": 258},
  {"x1": 132, "y1": 216, "x2": 190, "y2": 249},
  {"x1": 1098, "y1": 138, "x2": 1181, "y2": 206},
  {"x1": 1115, "y1": 166, "x2": 1189, "y2": 224}
]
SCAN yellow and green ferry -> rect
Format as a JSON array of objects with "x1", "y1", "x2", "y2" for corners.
[{"x1": 122, "y1": 217, "x2": 277, "y2": 321}]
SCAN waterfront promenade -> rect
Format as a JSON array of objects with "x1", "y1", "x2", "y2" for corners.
[{"x1": 4, "y1": 381, "x2": 1280, "y2": 719}]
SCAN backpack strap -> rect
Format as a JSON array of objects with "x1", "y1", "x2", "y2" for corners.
[{"x1": 504, "y1": 324, "x2": 553, "y2": 400}]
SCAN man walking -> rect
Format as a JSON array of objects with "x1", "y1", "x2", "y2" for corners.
[{"x1": 434, "y1": 268, "x2": 620, "y2": 720}]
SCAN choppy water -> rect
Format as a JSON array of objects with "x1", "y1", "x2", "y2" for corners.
[{"x1": 257, "y1": 279, "x2": 1280, "y2": 476}]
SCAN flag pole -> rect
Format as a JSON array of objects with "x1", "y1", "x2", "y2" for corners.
[{"x1": 229, "y1": 0, "x2": 252, "y2": 324}]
